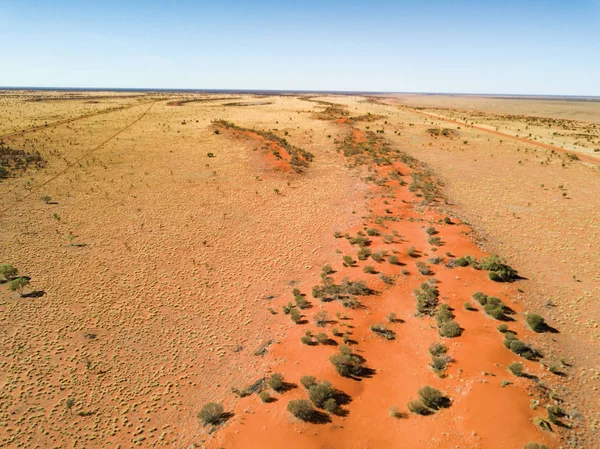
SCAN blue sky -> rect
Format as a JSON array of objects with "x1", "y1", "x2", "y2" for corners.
[{"x1": 1, "y1": 0, "x2": 599, "y2": 94}]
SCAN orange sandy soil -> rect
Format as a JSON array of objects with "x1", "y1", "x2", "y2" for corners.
[
  {"x1": 209, "y1": 127, "x2": 558, "y2": 449},
  {"x1": 0, "y1": 91, "x2": 597, "y2": 449}
]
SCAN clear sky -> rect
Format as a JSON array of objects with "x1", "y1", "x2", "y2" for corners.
[{"x1": 1, "y1": 0, "x2": 599, "y2": 95}]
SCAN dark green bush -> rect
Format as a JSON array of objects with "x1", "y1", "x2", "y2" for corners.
[
  {"x1": 300, "y1": 375, "x2": 317, "y2": 389},
  {"x1": 508, "y1": 362, "x2": 523, "y2": 376},
  {"x1": 429, "y1": 342, "x2": 448, "y2": 356},
  {"x1": 526, "y1": 314, "x2": 546, "y2": 332},
  {"x1": 330, "y1": 345, "x2": 365, "y2": 377},
  {"x1": 418, "y1": 386, "x2": 448, "y2": 410},
  {"x1": 439, "y1": 320, "x2": 461, "y2": 338},
  {"x1": 414, "y1": 282, "x2": 439, "y2": 315},
  {"x1": 308, "y1": 380, "x2": 336, "y2": 408},
  {"x1": 407, "y1": 399, "x2": 430, "y2": 415}
]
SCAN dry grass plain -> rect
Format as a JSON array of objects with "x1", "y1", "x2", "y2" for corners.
[{"x1": 1, "y1": 91, "x2": 598, "y2": 449}]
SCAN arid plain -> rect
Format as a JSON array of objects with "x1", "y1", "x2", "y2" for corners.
[{"x1": 1, "y1": 90, "x2": 599, "y2": 449}]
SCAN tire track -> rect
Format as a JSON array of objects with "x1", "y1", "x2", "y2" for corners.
[
  {"x1": 400, "y1": 106, "x2": 600, "y2": 165},
  {"x1": 0, "y1": 99, "x2": 156, "y2": 140},
  {"x1": 1, "y1": 101, "x2": 157, "y2": 215}
]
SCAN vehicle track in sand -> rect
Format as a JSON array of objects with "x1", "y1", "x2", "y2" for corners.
[
  {"x1": 0, "y1": 101, "x2": 157, "y2": 214},
  {"x1": 400, "y1": 106, "x2": 600, "y2": 165}
]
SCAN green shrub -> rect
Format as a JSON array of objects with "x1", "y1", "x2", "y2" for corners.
[
  {"x1": 308, "y1": 380, "x2": 336, "y2": 408},
  {"x1": 0, "y1": 264, "x2": 18, "y2": 280},
  {"x1": 435, "y1": 304, "x2": 454, "y2": 324},
  {"x1": 524, "y1": 443, "x2": 548, "y2": 449},
  {"x1": 472, "y1": 292, "x2": 487, "y2": 305},
  {"x1": 526, "y1": 314, "x2": 546, "y2": 332},
  {"x1": 290, "y1": 308, "x2": 302, "y2": 323},
  {"x1": 197, "y1": 402, "x2": 224, "y2": 426},
  {"x1": 387, "y1": 255, "x2": 399, "y2": 265},
  {"x1": 464, "y1": 302, "x2": 477, "y2": 311},
  {"x1": 429, "y1": 342, "x2": 448, "y2": 356},
  {"x1": 8, "y1": 277, "x2": 29, "y2": 296},
  {"x1": 407, "y1": 399, "x2": 430, "y2": 415},
  {"x1": 363, "y1": 265, "x2": 377, "y2": 274},
  {"x1": 323, "y1": 398, "x2": 337, "y2": 414},
  {"x1": 387, "y1": 312, "x2": 397, "y2": 323},
  {"x1": 418, "y1": 386, "x2": 448, "y2": 410},
  {"x1": 300, "y1": 335, "x2": 313, "y2": 345},
  {"x1": 371, "y1": 252, "x2": 385, "y2": 263},
  {"x1": 414, "y1": 283, "x2": 439, "y2": 315},
  {"x1": 427, "y1": 237, "x2": 442, "y2": 246},
  {"x1": 330, "y1": 345, "x2": 365, "y2": 377},
  {"x1": 259, "y1": 391, "x2": 272, "y2": 403},
  {"x1": 416, "y1": 261, "x2": 432, "y2": 275},
  {"x1": 343, "y1": 255, "x2": 355, "y2": 267},
  {"x1": 505, "y1": 338, "x2": 539, "y2": 360},
  {"x1": 369, "y1": 322, "x2": 395, "y2": 340},
  {"x1": 314, "y1": 311, "x2": 328, "y2": 327},
  {"x1": 407, "y1": 246, "x2": 418, "y2": 257},
  {"x1": 439, "y1": 320, "x2": 461, "y2": 338},
  {"x1": 479, "y1": 255, "x2": 518, "y2": 282},
  {"x1": 366, "y1": 228, "x2": 379, "y2": 236},
  {"x1": 268, "y1": 373, "x2": 285, "y2": 392},
  {"x1": 426, "y1": 226, "x2": 437, "y2": 235},
  {"x1": 300, "y1": 375, "x2": 317, "y2": 389},
  {"x1": 508, "y1": 362, "x2": 523, "y2": 377},
  {"x1": 287, "y1": 399, "x2": 315, "y2": 421},
  {"x1": 322, "y1": 264, "x2": 334, "y2": 274},
  {"x1": 430, "y1": 356, "x2": 448, "y2": 373},
  {"x1": 41, "y1": 195, "x2": 52, "y2": 203},
  {"x1": 315, "y1": 332, "x2": 329, "y2": 344},
  {"x1": 357, "y1": 247, "x2": 371, "y2": 260},
  {"x1": 497, "y1": 324, "x2": 509, "y2": 333},
  {"x1": 295, "y1": 295, "x2": 309, "y2": 309}
]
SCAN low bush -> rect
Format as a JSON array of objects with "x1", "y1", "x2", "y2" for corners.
[
  {"x1": 363, "y1": 265, "x2": 377, "y2": 274},
  {"x1": 290, "y1": 308, "x2": 302, "y2": 324},
  {"x1": 418, "y1": 386, "x2": 448, "y2": 410},
  {"x1": 308, "y1": 380, "x2": 336, "y2": 408},
  {"x1": 416, "y1": 261, "x2": 432, "y2": 276},
  {"x1": 268, "y1": 373, "x2": 285, "y2": 392},
  {"x1": 8, "y1": 277, "x2": 29, "y2": 296},
  {"x1": 526, "y1": 314, "x2": 546, "y2": 332},
  {"x1": 259, "y1": 391, "x2": 272, "y2": 403},
  {"x1": 198, "y1": 402, "x2": 224, "y2": 426},
  {"x1": 414, "y1": 283, "x2": 439, "y2": 315},
  {"x1": 314, "y1": 311, "x2": 328, "y2": 327},
  {"x1": 387, "y1": 255, "x2": 399, "y2": 265},
  {"x1": 508, "y1": 362, "x2": 523, "y2": 377},
  {"x1": 300, "y1": 375, "x2": 317, "y2": 389},
  {"x1": 497, "y1": 324, "x2": 509, "y2": 333},
  {"x1": 464, "y1": 302, "x2": 477, "y2": 311},
  {"x1": 369, "y1": 322, "x2": 395, "y2": 340},
  {"x1": 371, "y1": 252, "x2": 385, "y2": 263},
  {"x1": 429, "y1": 342, "x2": 448, "y2": 356},
  {"x1": 524, "y1": 444, "x2": 548, "y2": 449},
  {"x1": 439, "y1": 320, "x2": 461, "y2": 338},
  {"x1": 343, "y1": 255, "x2": 355, "y2": 267},
  {"x1": 357, "y1": 247, "x2": 371, "y2": 260},
  {"x1": 287, "y1": 399, "x2": 315, "y2": 421},
  {"x1": 0, "y1": 263, "x2": 18, "y2": 280},
  {"x1": 407, "y1": 399, "x2": 430, "y2": 415},
  {"x1": 330, "y1": 345, "x2": 365, "y2": 377}
]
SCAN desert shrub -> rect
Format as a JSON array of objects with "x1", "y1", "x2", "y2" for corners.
[
  {"x1": 464, "y1": 302, "x2": 477, "y2": 311},
  {"x1": 430, "y1": 356, "x2": 448, "y2": 373},
  {"x1": 312, "y1": 285, "x2": 324, "y2": 299},
  {"x1": 444, "y1": 217, "x2": 452, "y2": 224},
  {"x1": 292, "y1": 288, "x2": 301, "y2": 296},
  {"x1": 8, "y1": 277, "x2": 29, "y2": 296},
  {"x1": 407, "y1": 399, "x2": 430, "y2": 415},
  {"x1": 369, "y1": 322, "x2": 395, "y2": 340},
  {"x1": 300, "y1": 335, "x2": 313, "y2": 345},
  {"x1": 534, "y1": 416, "x2": 551, "y2": 431},
  {"x1": 283, "y1": 302, "x2": 293, "y2": 314},
  {"x1": 452, "y1": 256, "x2": 471, "y2": 267},
  {"x1": 363, "y1": 265, "x2": 377, "y2": 274},
  {"x1": 343, "y1": 255, "x2": 355, "y2": 267},
  {"x1": 390, "y1": 406, "x2": 404, "y2": 418},
  {"x1": 385, "y1": 255, "x2": 398, "y2": 265},
  {"x1": 414, "y1": 282, "x2": 439, "y2": 315},
  {"x1": 526, "y1": 314, "x2": 546, "y2": 332},
  {"x1": 508, "y1": 362, "x2": 523, "y2": 376},
  {"x1": 439, "y1": 320, "x2": 461, "y2": 338},
  {"x1": 427, "y1": 237, "x2": 442, "y2": 246},
  {"x1": 330, "y1": 345, "x2": 365, "y2": 377},
  {"x1": 268, "y1": 373, "x2": 285, "y2": 392},
  {"x1": 287, "y1": 399, "x2": 315, "y2": 421},
  {"x1": 366, "y1": 228, "x2": 379, "y2": 236},
  {"x1": 428, "y1": 256, "x2": 443, "y2": 265},
  {"x1": 259, "y1": 391, "x2": 272, "y2": 402},
  {"x1": 334, "y1": 231, "x2": 342, "y2": 238},
  {"x1": 341, "y1": 278, "x2": 371, "y2": 296},
  {"x1": 387, "y1": 312, "x2": 397, "y2": 323},
  {"x1": 314, "y1": 311, "x2": 328, "y2": 327},
  {"x1": 342, "y1": 296, "x2": 361, "y2": 309},
  {"x1": 416, "y1": 261, "x2": 432, "y2": 276},
  {"x1": 380, "y1": 274, "x2": 395, "y2": 285},
  {"x1": 308, "y1": 380, "x2": 336, "y2": 408},
  {"x1": 435, "y1": 304, "x2": 454, "y2": 324},
  {"x1": 426, "y1": 226, "x2": 437, "y2": 235},
  {"x1": 295, "y1": 295, "x2": 309, "y2": 309},
  {"x1": 0, "y1": 264, "x2": 18, "y2": 281},
  {"x1": 524, "y1": 444, "x2": 548, "y2": 449},
  {"x1": 429, "y1": 342, "x2": 448, "y2": 356},
  {"x1": 482, "y1": 296, "x2": 506, "y2": 320},
  {"x1": 290, "y1": 308, "x2": 302, "y2": 323},
  {"x1": 479, "y1": 255, "x2": 518, "y2": 282},
  {"x1": 357, "y1": 247, "x2": 371, "y2": 260},
  {"x1": 322, "y1": 264, "x2": 334, "y2": 274},
  {"x1": 407, "y1": 246, "x2": 418, "y2": 257},
  {"x1": 349, "y1": 235, "x2": 370, "y2": 247},
  {"x1": 418, "y1": 386, "x2": 448, "y2": 410},
  {"x1": 315, "y1": 332, "x2": 329, "y2": 344},
  {"x1": 323, "y1": 398, "x2": 337, "y2": 414},
  {"x1": 472, "y1": 292, "x2": 487, "y2": 305},
  {"x1": 300, "y1": 375, "x2": 317, "y2": 390},
  {"x1": 371, "y1": 252, "x2": 385, "y2": 263},
  {"x1": 505, "y1": 338, "x2": 539, "y2": 361},
  {"x1": 197, "y1": 402, "x2": 224, "y2": 426},
  {"x1": 497, "y1": 324, "x2": 509, "y2": 333}
]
